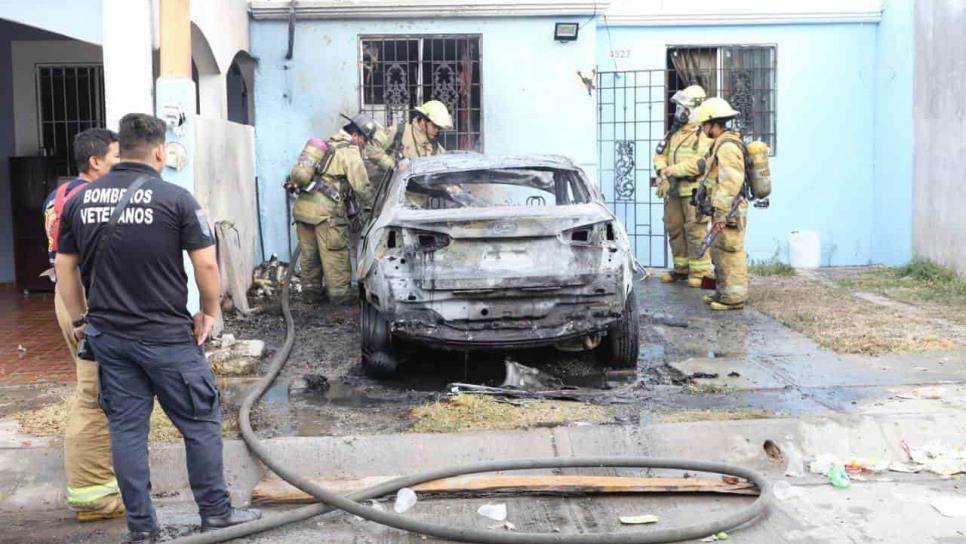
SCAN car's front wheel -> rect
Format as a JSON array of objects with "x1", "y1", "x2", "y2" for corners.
[
  {"x1": 360, "y1": 298, "x2": 399, "y2": 377},
  {"x1": 596, "y1": 289, "x2": 641, "y2": 369}
]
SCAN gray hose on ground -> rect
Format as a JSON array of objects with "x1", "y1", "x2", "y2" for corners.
[{"x1": 172, "y1": 247, "x2": 771, "y2": 543}]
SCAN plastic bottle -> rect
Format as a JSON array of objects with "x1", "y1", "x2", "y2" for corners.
[{"x1": 828, "y1": 464, "x2": 850, "y2": 489}]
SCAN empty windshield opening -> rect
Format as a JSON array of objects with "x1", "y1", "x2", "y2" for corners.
[{"x1": 404, "y1": 168, "x2": 589, "y2": 209}]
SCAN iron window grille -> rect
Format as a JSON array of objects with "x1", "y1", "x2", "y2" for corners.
[
  {"x1": 667, "y1": 45, "x2": 777, "y2": 153},
  {"x1": 359, "y1": 35, "x2": 482, "y2": 152},
  {"x1": 35, "y1": 64, "x2": 106, "y2": 177}
]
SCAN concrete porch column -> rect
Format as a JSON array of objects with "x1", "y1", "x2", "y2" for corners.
[
  {"x1": 157, "y1": 0, "x2": 201, "y2": 312},
  {"x1": 101, "y1": 0, "x2": 154, "y2": 129}
]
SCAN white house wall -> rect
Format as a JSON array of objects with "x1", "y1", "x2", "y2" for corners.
[
  {"x1": 10, "y1": 40, "x2": 103, "y2": 156},
  {"x1": 913, "y1": 0, "x2": 966, "y2": 275},
  {"x1": 250, "y1": 16, "x2": 598, "y2": 259}
]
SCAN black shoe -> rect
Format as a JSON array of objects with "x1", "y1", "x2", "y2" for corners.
[
  {"x1": 121, "y1": 529, "x2": 159, "y2": 544},
  {"x1": 201, "y1": 507, "x2": 262, "y2": 531}
]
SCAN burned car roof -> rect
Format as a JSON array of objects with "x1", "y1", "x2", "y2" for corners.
[{"x1": 403, "y1": 153, "x2": 580, "y2": 176}]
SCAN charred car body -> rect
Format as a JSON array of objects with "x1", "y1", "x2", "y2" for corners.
[{"x1": 357, "y1": 154, "x2": 639, "y2": 376}]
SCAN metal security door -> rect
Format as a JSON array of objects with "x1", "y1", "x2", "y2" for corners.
[{"x1": 597, "y1": 70, "x2": 668, "y2": 268}]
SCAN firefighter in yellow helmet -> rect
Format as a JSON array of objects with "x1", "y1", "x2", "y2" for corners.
[
  {"x1": 653, "y1": 85, "x2": 714, "y2": 287},
  {"x1": 693, "y1": 97, "x2": 748, "y2": 311},
  {"x1": 383, "y1": 100, "x2": 453, "y2": 160},
  {"x1": 292, "y1": 112, "x2": 377, "y2": 304}
]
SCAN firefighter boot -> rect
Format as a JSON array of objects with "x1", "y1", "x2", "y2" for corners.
[
  {"x1": 660, "y1": 271, "x2": 689, "y2": 284},
  {"x1": 710, "y1": 300, "x2": 744, "y2": 311}
]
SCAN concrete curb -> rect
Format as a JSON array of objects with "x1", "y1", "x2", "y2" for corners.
[{"x1": 2, "y1": 412, "x2": 963, "y2": 514}]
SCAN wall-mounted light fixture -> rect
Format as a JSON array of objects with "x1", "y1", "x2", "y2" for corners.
[{"x1": 554, "y1": 22, "x2": 579, "y2": 42}]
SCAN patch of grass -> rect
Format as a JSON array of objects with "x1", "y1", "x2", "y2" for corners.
[
  {"x1": 751, "y1": 275, "x2": 963, "y2": 354},
  {"x1": 658, "y1": 409, "x2": 771, "y2": 423},
  {"x1": 749, "y1": 259, "x2": 795, "y2": 277},
  {"x1": 15, "y1": 397, "x2": 239, "y2": 442},
  {"x1": 684, "y1": 383, "x2": 737, "y2": 395},
  {"x1": 896, "y1": 259, "x2": 960, "y2": 283},
  {"x1": 832, "y1": 259, "x2": 966, "y2": 325},
  {"x1": 410, "y1": 394, "x2": 611, "y2": 433},
  {"x1": 749, "y1": 248, "x2": 796, "y2": 277}
]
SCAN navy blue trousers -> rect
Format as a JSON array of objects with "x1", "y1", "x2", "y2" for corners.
[{"x1": 87, "y1": 327, "x2": 230, "y2": 532}]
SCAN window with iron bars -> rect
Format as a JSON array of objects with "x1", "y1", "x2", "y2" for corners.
[
  {"x1": 359, "y1": 35, "x2": 482, "y2": 152},
  {"x1": 35, "y1": 64, "x2": 107, "y2": 177},
  {"x1": 667, "y1": 45, "x2": 776, "y2": 153}
]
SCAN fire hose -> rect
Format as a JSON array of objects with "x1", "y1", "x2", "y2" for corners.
[{"x1": 172, "y1": 246, "x2": 772, "y2": 543}]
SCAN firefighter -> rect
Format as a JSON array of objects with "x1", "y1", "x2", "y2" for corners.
[
  {"x1": 386, "y1": 100, "x2": 453, "y2": 159},
  {"x1": 43, "y1": 128, "x2": 124, "y2": 521},
  {"x1": 364, "y1": 123, "x2": 397, "y2": 183},
  {"x1": 654, "y1": 85, "x2": 714, "y2": 287},
  {"x1": 292, "y1": 113, "x2": 377, "y2": 304},
  {"x1": 693, "y1": 97, "x2": 748, "y2": 311}
]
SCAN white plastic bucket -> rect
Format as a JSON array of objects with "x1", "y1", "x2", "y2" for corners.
[{"x1": 788, "y1": 231, "x2": 821, "y2": 269}]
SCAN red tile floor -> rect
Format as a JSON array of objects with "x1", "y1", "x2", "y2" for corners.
[{"x1": 0, "y1": 287, "x2": 75, "y2": 385}]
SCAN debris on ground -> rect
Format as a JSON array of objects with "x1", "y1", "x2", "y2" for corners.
[
  {"x1": 393, "y1": 488, "x2": 417, "y2": 514},
  {"x1": 701, "y1": 532, "x2": 730, "y2": 542},
  {"x1": 640, "y1": 310, "x2": 689, "y2": 328},
  {"x1": 690, "y1": 372, "x2": 719, "y2": 379},
  {"x1": 727, "y1": 371, "x2": 741, "y2": 378},
  {"x1": 763, "y1": 440, "x2": 784, "y2": 464},
  {"x1": 827, "y1": 464, "x2": 850, "y2": 489},
  {"x1": 478, "y1": 503, "x2": 507, "y2": 522},
  {"x1": 899, "y1": 443, "x2": 966, "y2": 476},
  {"x1": 500, "y1": 360, "x2": 562, "y2": 389},
  {"x1": 931, "y1": 496, "x2": 966, "y2": 518},
  {"x1": 685, "y1": 383, "x2": 736, "y2": 395},
  {"x1": 447, "y1": 382, "x2": 645, "y2": 404},
  {"x1": 207, "y1": 334, "x2": 265, "y2": 376},
  {"x1": 619, "y1": 514, "x2": 659, "y2": 525},
  {"x1": 249, "y1": 254, "x2": 299, "y2": 298},
  {"x1": 784, "y1": 443, "x2": 805, "y2": 477},
  {"x1": 14, "y1": 397, "x2": 237, "y2": 442},
  {"x1": 410, "y1": 394, "x2": 611, "y2": 433},
  {"x1": 772, "y1": 481, "x2": 806, "y2": 501},
  {"x1": 16, "y1": 344, "x2": 26, "y2": 353}
]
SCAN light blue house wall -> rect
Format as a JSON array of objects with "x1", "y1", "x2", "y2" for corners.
[
  {"x1": 872, "y1": 0, "x2": 914, "y2": 266},
  {"x1": 596, "y1": 1, "x2": 914, "y2": 266},
  {"x1": 251, "y1": 17, "x2": 597, "y2": 259},
  {"x1": 250, "y1": 4, "x2": 914, "y2": 267}
]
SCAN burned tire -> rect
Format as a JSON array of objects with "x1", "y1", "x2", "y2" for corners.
[
  {"x1": 360, "y1": 299, "x2": 399, "y2": 377},
  {"x1": 596, "y1": 289, "x2": 641, "y2": 369}
]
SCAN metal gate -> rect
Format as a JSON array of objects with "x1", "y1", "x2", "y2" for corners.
[{"x1": 597, "y1": 70, "x2": 669, "y2": 268}]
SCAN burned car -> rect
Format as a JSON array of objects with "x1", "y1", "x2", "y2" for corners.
[{"x1": 357, "y1": 154, "x2": 639, "y2": 376}]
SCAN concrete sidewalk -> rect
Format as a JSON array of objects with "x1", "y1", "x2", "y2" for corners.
[{"x1": 2, "y1": 412, "x2": 965, "y2": 542}]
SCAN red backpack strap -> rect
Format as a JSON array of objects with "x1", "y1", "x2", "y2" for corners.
[{"x1": 48, "y1": 182, "x2": 86, "y2": 252}]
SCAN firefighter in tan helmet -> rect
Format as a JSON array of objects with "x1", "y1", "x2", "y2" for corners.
[
  {"x1": 653, "y1": 84, "x2": 714, "y2": 287},
  {"x1": 693, "y1": 97, "x2": 748, "y2": 311}
]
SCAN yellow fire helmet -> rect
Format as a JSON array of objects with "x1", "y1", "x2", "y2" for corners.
[
  {"x1": 414, "y1": 100, "x2": 454, "y2": 129},
  {"x1": 694, "y1": 97, "x2": 740, "y2": 124},
  {"x1": 670, "y1": 85, "x2": 707, "y2": 109}
]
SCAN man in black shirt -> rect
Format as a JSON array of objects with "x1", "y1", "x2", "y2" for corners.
[{"x1": 55, "y1": 113, "x2": 260, "y2": 543}]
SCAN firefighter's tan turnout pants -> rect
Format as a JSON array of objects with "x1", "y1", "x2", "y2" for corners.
[
  {"x1": 297, "y1": 220, "x2": 353, "y2": 304},
  {"x1": 55, "y1": 286, "x2": 123, "y2": 515},
  {"x1": 664, "y1": 195, "x2": 712, "y2": 277},
  {"x1": 710, "y1": 217, "x2": 748, "y2": 305}
]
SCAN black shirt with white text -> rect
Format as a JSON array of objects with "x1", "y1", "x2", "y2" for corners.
[{"x1": 59, "y1": 162, "x2": 214, "y2": 343}]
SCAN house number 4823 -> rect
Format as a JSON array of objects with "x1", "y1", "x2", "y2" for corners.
[{"x1": 609, "y1": 49, "x2": 630, "y2": 58}]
